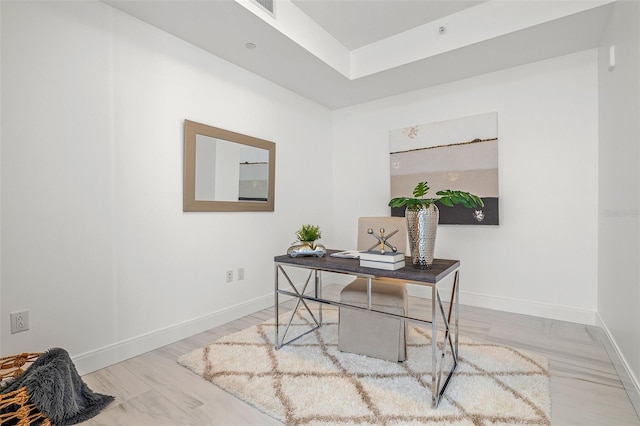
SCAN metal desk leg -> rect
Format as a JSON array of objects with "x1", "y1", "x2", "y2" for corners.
[
  {"x1": 442, "y1": 270, "x2": 459, "y2": 364},
  {"x1": 274, "y1": 264, "x2": 280, "y2": 349},
  {"x1": 315, "y1": 270, "x2": 322, "y2": 325},
  {"x1": 274, "y1": 265, "x2": 321, "y2": 349},
  {"x1": 432, "y1": 269, "x2": 460, "y2": 407},
  {"x1": 454, "y1": 270, "x2": 459, "y2": 360},
  {"x1": 431, "y1": 283, "x2": 438, "y2": 407}
]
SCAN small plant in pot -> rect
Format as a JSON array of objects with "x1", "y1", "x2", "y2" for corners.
[
  {"x1": 389, "y1": 182, "x2": 484, "y2": 268},
  {"x1": 287, "y1": 224, "x2": 327, "y2": 257},
  {"x1": 295, "y1": 224, "x2": 322, "y2": 245}
]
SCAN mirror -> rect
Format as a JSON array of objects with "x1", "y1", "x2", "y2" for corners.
[{"x1": 184, "y1": 120, "x2": 275, "y2": 212}]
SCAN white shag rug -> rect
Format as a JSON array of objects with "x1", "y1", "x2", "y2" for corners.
[{"x1": 178, "y1": 308, "x2": 550, "y2": 425}]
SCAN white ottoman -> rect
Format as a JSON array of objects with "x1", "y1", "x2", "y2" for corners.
[{"x1": 338, "y1": 278, "x2": 408, "y2": 362}]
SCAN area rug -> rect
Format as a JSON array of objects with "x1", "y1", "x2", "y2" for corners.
[{"x1": 178, "y1": 307, "x2": 551, "y2": 425}]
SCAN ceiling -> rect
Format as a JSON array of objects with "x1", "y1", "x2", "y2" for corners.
[
  {"x1": 104, "y1": 0, "x2": 614, "y2": 110},
  {"x1": 291, "y1": 1, "x2": 487, "y2": 50}
]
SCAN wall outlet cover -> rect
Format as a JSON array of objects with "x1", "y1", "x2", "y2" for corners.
[{"x1": 10, "y1": 310, "x2": 30, "y2": 334}]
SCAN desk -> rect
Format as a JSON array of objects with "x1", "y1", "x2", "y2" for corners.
[{"x1": 274, "y1": 249, "x2": 460, "y2": 407}]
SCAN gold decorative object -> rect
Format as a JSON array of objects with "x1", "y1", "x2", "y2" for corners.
[{"x1": 366, "y1": 227, "x2": 399, "y2": 254}]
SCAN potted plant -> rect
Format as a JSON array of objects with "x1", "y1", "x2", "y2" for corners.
[
  {"x1": 287, "y1": 224, "x2": 326, "y2": 257},
  {"x1": 389, "y1": 182, "x2": 484, "y2": 268},
  {"x1": 295, "y1": 224, "x2": 322, "y2": 245}
]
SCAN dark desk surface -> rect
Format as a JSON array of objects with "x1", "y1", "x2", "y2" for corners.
[{"x1": 274, "y1": 249, "x2": 460, "y2": 284}]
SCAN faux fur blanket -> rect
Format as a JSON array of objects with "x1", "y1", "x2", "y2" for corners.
[{"x1": 1, "y1": 348, "x2": 114, "y2": 425}]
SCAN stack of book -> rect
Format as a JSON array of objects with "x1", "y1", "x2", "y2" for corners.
[{"x1": 359, "y1": 250, "x2": 406, "y2": 270}]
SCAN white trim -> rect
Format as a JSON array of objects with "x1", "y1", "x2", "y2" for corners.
[
  {"x1": 460, "y1": 290, "x2": 597, "y2": 325},
  {"x1": 406, "y1": 286, "x2": 597, "y2": 325},
  {"x1": 73, "y1": 279, "x2": 311, "y2": 375},
  {"x1": 73, "y1": 292, "x2": 280, "y2": 375},
  {"x1": 73, "y1": 280, "x2": 600, "y2": 376},
  {"x1": 596, "y1": 313, "x2": 640, "y2": 416}
]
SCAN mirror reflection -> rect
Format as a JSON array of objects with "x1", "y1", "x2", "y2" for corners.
[
  {"x1": 184, "y1": 120, "x2": 275, "y2": 212},
  {"x1": 195, "y1": 135, "x2": 270, "y2": 202}
]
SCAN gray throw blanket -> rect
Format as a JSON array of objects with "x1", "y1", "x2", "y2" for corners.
[{"x1": 1, "y1": 348, "x2": 114, "y2": 425}]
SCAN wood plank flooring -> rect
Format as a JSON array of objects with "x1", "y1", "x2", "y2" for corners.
[{"x1": 82, "y1": 285, "x2": 640, "y2": 425}]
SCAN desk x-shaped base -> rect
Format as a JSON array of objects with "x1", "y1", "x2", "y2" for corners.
[
  {"x1": 274, "y1": 265, "x2": 323, "y2": 349},
  {"x1": 274, "y1": 261, "x2": 459, "y2": 408}
]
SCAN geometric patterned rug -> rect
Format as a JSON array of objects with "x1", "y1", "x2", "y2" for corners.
[{"x1": 178, "y1": 307, "x2": 551, "y2": 425}]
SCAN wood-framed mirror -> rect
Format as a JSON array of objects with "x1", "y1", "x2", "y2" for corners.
[{"x1": 183, "y1": 120, "x2": 275, "y2": 212}]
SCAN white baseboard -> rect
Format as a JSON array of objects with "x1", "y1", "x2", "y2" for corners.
[
  {"x1": 596, "y1": 313, "x2": 640, "y2": 417},
  {"x1": 72, "y1": 293, "x2": 276, "y2": 376},
  {"x1": 460, "y1": 290, "x2": 597, "y2": 325},
  {"x1": 73, "y1": 281, "x2": 598, "y2": 377},
  {"x1": 406, "y1": 286, "x2": 597, "y2": 325}
]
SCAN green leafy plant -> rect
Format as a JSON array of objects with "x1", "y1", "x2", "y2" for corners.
[
  {"x1": 389, "y1": 181, "x2": 484, "y2": 210},
  {"x1": 295, "y1": 224, "x2": 322, "y2": 242}
]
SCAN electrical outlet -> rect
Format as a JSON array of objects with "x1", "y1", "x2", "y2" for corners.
[
  {"x1": 10, "y1": 310, "x2": 30, "y2": 334},
  {"x1": 238, "y1": 268, "x2": 244, "y2": 280},
  {"x1": 226, "y1": 270, "x2": 233, "y2": 283}
]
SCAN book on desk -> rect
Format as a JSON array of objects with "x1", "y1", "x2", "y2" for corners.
[
  {"x1": 359, "y1": 250, "x2": 404, "y2": 262},
  {"x1": 329, "y1": 250, "x2": 361, "y2": 259},
  {"x1": 329, "y1": 250, "x2": 406, "y2": 270},
  {"x1": 359, "y1": 258, "x2": 405, "y2": 270},
  {"x1": 358, "y1": 250, "x2": 406, "y2": 270}
]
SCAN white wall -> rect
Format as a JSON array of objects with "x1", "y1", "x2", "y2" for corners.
[
  {"x1": 2, "y1": 1, "x2": 628, "y2": 385},
  {"x1": 332, "y1": 50, "x2": 599, "y2": 324},
  {"x1": 597, "y1": 0, "x2": 640, "y2": 405},
  {"x1": 0, "y1": 1, "x2": 333, "y2": 372}
]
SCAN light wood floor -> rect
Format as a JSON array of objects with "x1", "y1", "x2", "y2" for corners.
[{"x1": 82, "y1": 285, "x2": 640, "y2": 425}]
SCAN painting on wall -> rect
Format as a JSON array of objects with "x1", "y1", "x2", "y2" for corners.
[{"x1": 389, "y1": 112, "x2": 499, "y2": 225}]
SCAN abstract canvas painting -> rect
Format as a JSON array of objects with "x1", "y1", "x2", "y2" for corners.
[{"x1": 389, "y1": 112, "x2": 499, "y2": 225}]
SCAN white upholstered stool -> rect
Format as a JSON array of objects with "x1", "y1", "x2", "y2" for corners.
[
  {"x1": 337, "y1": 217, "x2": 409, "y2": 362},
  {"x1": 338, "y1": 278, "x2": 408, "y2": 361}
]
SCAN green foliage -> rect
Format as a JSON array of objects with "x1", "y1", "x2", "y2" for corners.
[
  {"x1": 412, "y1": 181, "x2": 430, "y2": 198},
  {"x1": 435, "y1": 190, "x2": 484, "y2": 208},
  {"x1": 388, "y1": 181, "x2": 484, "y2": 211},
  {"x1": 295, "y1": 224, "x2": 322, "y2": 242}
]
